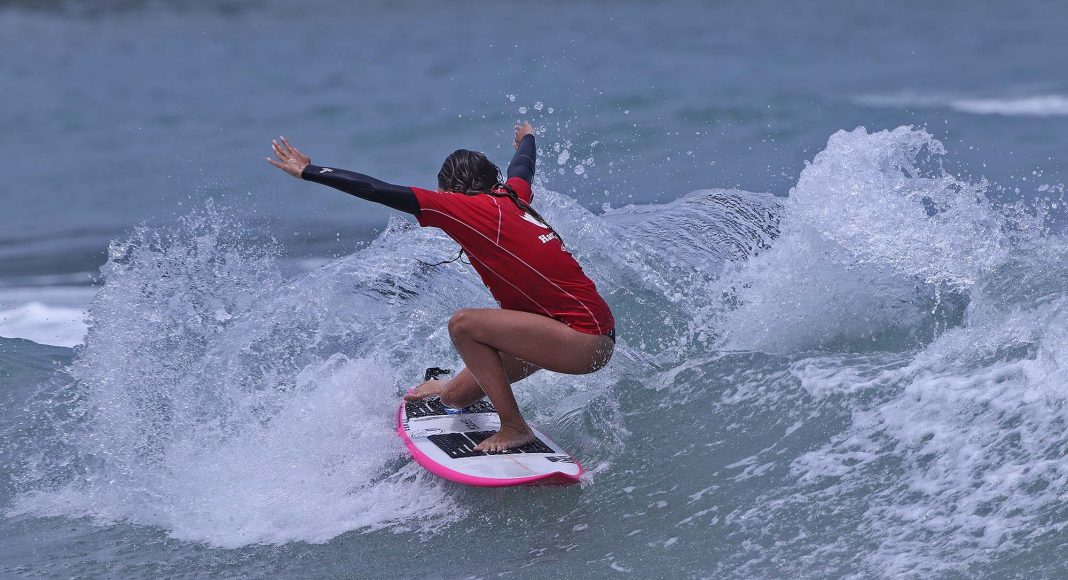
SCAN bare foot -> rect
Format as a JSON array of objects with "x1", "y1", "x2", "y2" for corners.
[
  {"x1": 404, "y1": 380, "x2": 447, "y2": 401},
  {"x1": 474, "y1": 424, "x2": 536, "y2": 453}
]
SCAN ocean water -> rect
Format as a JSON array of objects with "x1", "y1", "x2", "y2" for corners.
[{"x1": 3, "y1": 1, "x2": 1068, "y2": 578}]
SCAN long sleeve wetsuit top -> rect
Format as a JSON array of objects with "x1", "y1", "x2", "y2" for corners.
[{"x1": 301, "y1": 135, "x2": 614, "y2": 335}]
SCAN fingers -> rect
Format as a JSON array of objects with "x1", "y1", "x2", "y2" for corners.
[
  {"x1": 282, "y1": 136, "x2": 303, "y2": 161},
  {"x1": 279, "y1": 136, "x2": 310, "y2": 164},
  {"x1": 272, "y1": 136, "x2": 299, "y2": 159},
  {"x1": 272, "y1": 139, "x2": 287, "y2": 161},
  {"x1": 268, "y1": 136, "x2": 309, "y2": 177}
]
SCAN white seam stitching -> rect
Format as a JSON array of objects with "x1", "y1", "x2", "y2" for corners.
[
  {"x1": 493, "y1": 198, "x2": 502, "y2": 245},
  {"x1": 422, "y1": 208, "x2": 602, "y2": 333}
]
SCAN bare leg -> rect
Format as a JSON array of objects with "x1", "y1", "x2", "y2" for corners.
[
  {"x1": 403, "y1": 354, "x2": 539, "y2": 405},
  {"x1": 445, "y1": 308, "x2": 614, "y2": 453}
]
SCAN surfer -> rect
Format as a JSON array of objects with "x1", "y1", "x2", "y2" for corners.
[{"x1": 268, "y1": 122, "x2": 615, "y2": 452}]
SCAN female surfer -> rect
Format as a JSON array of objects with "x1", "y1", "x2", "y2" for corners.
[{"x1": 267, "y1": 123, "x2": 614, "y2": 452}]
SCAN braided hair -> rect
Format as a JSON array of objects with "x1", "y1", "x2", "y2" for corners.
[{"x1": 426, "y1": 149, "x2": 561, "y2": 266}]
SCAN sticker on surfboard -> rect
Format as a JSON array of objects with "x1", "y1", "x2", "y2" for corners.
[{"x1": 396, "y1": 368, "x2": 583, "y2": 487}]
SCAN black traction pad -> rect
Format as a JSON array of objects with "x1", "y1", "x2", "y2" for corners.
[
  {"x1": 405, "y1": 397, "x2": 496, "y2": 419},
  {"x1": 427, "y1": 431, "x2": 556, "y2": 459}
]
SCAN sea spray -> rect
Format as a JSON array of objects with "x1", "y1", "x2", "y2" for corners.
[
  {"x1": 7, "y1": 127, "x2": 1068, "y2": 577},
  {"x1": 714, "y1": 126, "x2": 1004, "y2": 353},
  {"x1": 12, "y1": 204, "x2": 477, "y2": 545},
  {"x1": 696, "y1": 127, "x2": 1068, "y2": 576}
]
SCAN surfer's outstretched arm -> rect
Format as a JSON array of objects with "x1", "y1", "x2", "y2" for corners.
[
  {"x1": 300, "y1": 165, "x2": 418, "y2": 215},
  {"x1": 267, "y1": 136, "x2": 418, "y2": 215}
]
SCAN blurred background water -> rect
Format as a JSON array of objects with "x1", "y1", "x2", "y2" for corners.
[{"x1": 2, "y1": 0, "x2": 1067, "y2": 578}]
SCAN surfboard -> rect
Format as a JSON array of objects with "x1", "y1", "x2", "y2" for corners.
[{"x1": 396, "y1": 370, "x2": 583, "y2": 487}]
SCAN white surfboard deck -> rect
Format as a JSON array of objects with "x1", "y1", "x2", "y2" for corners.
[{"x1": 396, "y1": 396, "x2": 583, "y2": 487}]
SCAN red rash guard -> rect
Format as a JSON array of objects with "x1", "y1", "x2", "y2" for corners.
[{"x1": 412, "y1": 177, "x2": 614, "y2": 335}]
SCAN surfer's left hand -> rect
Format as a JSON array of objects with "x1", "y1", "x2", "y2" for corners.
[{"x1": 267, "y1": 136, "x2": 311, "y2": 178}]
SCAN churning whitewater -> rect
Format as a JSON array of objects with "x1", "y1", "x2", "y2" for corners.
[{"x1": 6, "y1": 127, "x2": 1068, "y2": 577}]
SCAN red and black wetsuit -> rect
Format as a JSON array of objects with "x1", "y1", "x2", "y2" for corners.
[{"x1": 301, "y1": 134, "x2": 615, "y2": 337}]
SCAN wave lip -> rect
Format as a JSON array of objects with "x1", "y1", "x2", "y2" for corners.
[
  {"x1": 712, "y1": 126, "x2": 1000, "y2": 353},
  {"x1": 855, "y1": 92, "x2": 1068, "y2": 117}
]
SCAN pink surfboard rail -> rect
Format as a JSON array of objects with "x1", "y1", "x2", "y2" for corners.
[{"x1": 395, "y1": 402, "x2": 583, "y2": 487}]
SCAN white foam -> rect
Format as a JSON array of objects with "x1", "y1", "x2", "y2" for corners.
[
  {"x1": 788, "y1": 295, "x2": 1068, "y2": 576},
  {"x1": 949, "y1": 95, "x2": 1068, "y2": 117},
  {"x1": 855, "y1": 92, "x2": 1068, "y2": 117},
  {"x1": 11, "y1": 354, "x2": 462, "y2": 547},
  {"x1": 0, "y1": 301, "x2": 88, "y2": 348},
  {"x1": 697, "y1": 127, "x2": 1068, "y2": 573}
]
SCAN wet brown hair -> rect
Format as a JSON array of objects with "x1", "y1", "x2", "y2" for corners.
[
  {"x1": 437, "y1": 149, "x2": 560, "y2": 240},
  {"x1": 437, "y1": 149, "x2": 501, "y2": 195}
]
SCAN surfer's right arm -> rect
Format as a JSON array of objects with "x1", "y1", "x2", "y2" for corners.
[{"x1": 268, "y1": 136, "x2": 419, "y2": 216}]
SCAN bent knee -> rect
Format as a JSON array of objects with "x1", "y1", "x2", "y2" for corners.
[{"x1": 447, "y1": 308, "x2": 480, "y2": 340}]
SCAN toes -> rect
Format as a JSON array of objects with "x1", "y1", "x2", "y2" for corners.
[
  {"x1": 473, "y1": 432, "x2": 526, "y2": 454},
  {"x1": 476, "y1": 437, "x2": 498, "y2": 454}
]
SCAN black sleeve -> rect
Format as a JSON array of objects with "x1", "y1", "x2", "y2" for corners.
[
  {"x1": 507, "y1": 134, "x2": 536, "y2": 183},
  {"x1": 301, "y1": 164, "x2": 419, "y2": 216}
]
